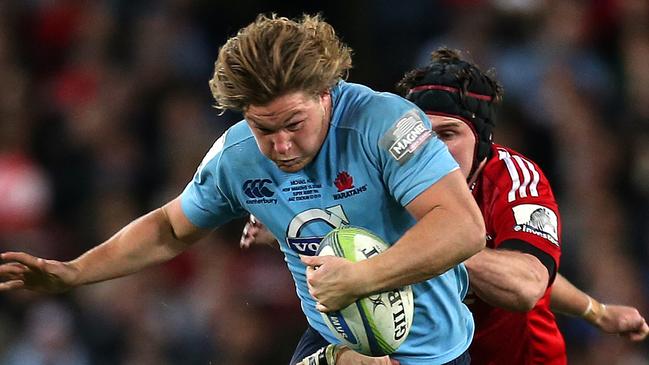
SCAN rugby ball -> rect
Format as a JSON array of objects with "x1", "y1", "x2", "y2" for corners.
[{"x1": 316, "y1": 226, "x2": 414, "y2": 356}]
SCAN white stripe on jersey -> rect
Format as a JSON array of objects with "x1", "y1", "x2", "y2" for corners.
[
  {"x1": 513, "y1": 155, "x2": 530, "y2": 198},
  {"x1": 498, "y1": 148, "x2": 540, "y2": 202},
  {"x1": 523, "y1": 158, "x2": 540, "y2": 197},
  {"x1": 498, "y1": 149, "x2": 520, "y2": 202}
]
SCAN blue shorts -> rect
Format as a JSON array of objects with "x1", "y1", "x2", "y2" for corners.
[{"x1": 289, "y1": 325, "x2": 471, "y2": 365}]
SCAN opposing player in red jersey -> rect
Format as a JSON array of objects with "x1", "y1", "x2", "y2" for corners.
[
  {"x1": 400, "y1": 48, "x2": 565, "y2": 364},
  {"x1": 397, "y1": 48, "x2": 647, "y2": 364},
  {"x1": 241, "y1": 48, "x2": 648, "y2": 365}
]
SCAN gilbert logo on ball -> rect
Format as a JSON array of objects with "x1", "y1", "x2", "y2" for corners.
[{"x1": 316, "y1": 226, "x2": 414, "y2": 356}]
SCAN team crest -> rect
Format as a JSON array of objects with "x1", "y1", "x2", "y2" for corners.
[
  {"x1": 334, "y1": 171, "x2": 354, "y2": 191},
  {"x1": 512, "y1": 204, "x2": 559, "y2": 245},
  {"x1": 332, "y1": 171, "x2": 367, "y2": 200}
]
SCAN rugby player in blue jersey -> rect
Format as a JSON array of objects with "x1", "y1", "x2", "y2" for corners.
[{"x1": 0, "y1": 14, "x2": 485, "y2": 365}]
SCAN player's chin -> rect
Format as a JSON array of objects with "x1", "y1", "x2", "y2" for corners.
[{"x1": 276, "y1": 159, "x2": 305, "y2": 172}]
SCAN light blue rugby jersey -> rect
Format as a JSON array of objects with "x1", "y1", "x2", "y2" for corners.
[{"x1": 181, "y1": 81, "x2": 473, "y2": 364}]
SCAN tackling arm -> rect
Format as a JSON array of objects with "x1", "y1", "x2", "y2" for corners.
[
  {"x1": 0, "y1": 197, "x2": 210, "y2": 292},
  {"x1": 239, "y1": 215, "x2": 279, "y2": 249},
  {"x1": 464, "y1": 247, "x2": 548, "y2": 311},
  {"x1": 551, "y1": 273, "x2": 649, "y2": 341}
]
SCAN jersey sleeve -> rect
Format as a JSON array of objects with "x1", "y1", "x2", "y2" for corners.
[
  {"x1": 487, "y1": 149, "x2": 562, "y2": 277},
  {"x1": 180, "y1": 130, "x2": 247, "y2": 228},
  {"x1": 359, "y1": 93, "x2": 459, "y2": 207}
]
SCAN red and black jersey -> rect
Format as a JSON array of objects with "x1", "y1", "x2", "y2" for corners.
[{"x1": 467, "y1": 144, "x2": 566, "y2": 365}]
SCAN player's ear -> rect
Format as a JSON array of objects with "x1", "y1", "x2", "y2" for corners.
[
  {"x1": 316, "y1": 90, "x2": 332, "y2": 116},
  {"x1": 318, "y1": 89, "x2": 331, "y2": 103}
]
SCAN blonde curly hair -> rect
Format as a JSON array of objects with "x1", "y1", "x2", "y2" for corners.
[{"x1": 209, "y1": 13, "x2": 352, "y2": 112}]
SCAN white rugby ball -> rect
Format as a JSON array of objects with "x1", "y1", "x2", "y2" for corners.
[{"x1": 316, "y1": 226, "x2": 414, "y2": 356}]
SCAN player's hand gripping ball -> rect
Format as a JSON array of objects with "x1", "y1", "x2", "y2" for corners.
[{"x1": 316, "y1": 226, "x2": 414, "y2": 356}]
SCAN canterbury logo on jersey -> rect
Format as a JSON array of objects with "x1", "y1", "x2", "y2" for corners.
[
  {"x1": 242, "y1": 179, "x2": 277, "y2": 204},
  {"x1": 498, "y1": 148, "x2": 540, "y2": 202}
]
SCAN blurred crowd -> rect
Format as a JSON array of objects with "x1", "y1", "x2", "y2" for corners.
[{"x1": 0, "y1": 0, "x2": 647, "y2": 364}]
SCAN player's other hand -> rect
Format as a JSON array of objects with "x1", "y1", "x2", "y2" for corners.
[
  {"x1": 301, "y1": 255, "x2": 365, "y2": 312},
  {"x1": 595, "y1": 304, "x2": 649, "y2": 341},
  {"x1": 0, "y1": 252, "x2": 78, "y2": 293},
  {"x1": 337, "y1": 348, "x2": 400, "y2": 365},
  {"x1": 298, "y1": 344, "x2": 400, "y2": 365},
  {"x1": 239, "y1": 215, "x2": 278, "y2": 249}
]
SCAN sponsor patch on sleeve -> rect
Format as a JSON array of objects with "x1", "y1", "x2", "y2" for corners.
[
  {"x1": 512, "y1": 204, "x2": 559, "y2": 245},
  {"x1": 379, "y1": 110, "x2": 432, "y2": 165}
]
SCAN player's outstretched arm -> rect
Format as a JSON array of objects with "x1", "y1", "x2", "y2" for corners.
[
  {"x1": 0, "y1": 197, "x2": 210, "y2": 293},
  {"x1": 464, "y1": 247, "x2": 549, "y2": 311},
  {"x1": 0, "y1": 252, "x2": 79, "y2": 293},
  {"x1": 551, "y1": 273, "x2": 649, "y2": 341}
]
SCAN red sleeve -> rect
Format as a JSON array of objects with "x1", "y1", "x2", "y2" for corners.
[{"x1": 484, "y1": 148, "x2": 562, "y2": 274}]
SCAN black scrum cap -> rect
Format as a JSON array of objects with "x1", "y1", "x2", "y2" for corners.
[{"x1": 404, "y1": 56, "x2": 499, "y2": 176}]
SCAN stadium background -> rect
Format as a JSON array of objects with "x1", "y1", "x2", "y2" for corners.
[{"x1": 0, "y1": 0, "x2": 648, "y2": 364}]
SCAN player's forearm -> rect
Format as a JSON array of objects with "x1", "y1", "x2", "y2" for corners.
[
  {"x1": 358, "y1": 206, "x2": 485, "y2": 295},
  {"x1": 68, "y1": 208, "x2": 193, "y2": 286},
  {"x1": 551, "y1": 276, "x2": 648, "y2": 339},
  {"x1": 550, "y1": 273, "x2": 591, "y2": 316},
  {"x1": 550, "y1": 273, "x2": 616, "y2": 329},
  {"x1": 465, "y1": 248, "x2": 548, "y2": 311}
]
